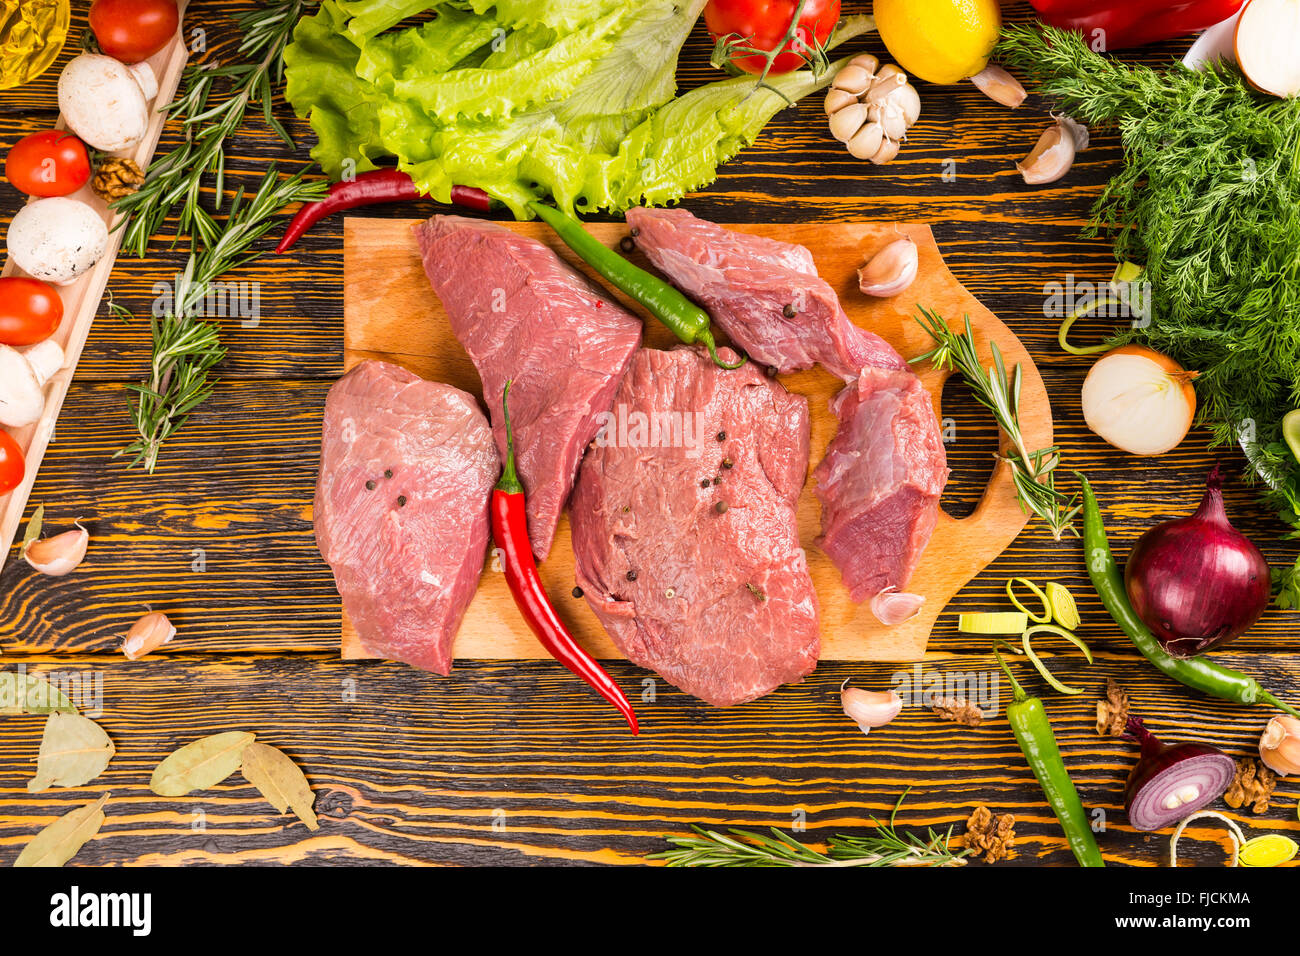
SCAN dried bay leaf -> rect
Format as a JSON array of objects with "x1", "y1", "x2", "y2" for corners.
[
  {"x1": 241, "y1": 742, "x2": 319, "y2": 830},
  {"x1": 0, "y1": 670, "x2": 76, "y2": 715},
  {"x1": 27, "y1": 713, "x2": 115, "y2": 792},
  {"x1": 150, "y1": 731, "x2": 255, "y2": 797},
  {"x1": 14, "y1": 793, "x2": 109, "y2": 867}
]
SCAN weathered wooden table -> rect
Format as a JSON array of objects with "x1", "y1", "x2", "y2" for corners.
[{"x1": 1, "y1": 2, "x2": 1295, "y2": 866}]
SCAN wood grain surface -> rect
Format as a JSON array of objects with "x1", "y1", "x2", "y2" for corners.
[
  {"x1": 1, "y1": 1, "x2": 1297, "y2": 867},
  {"x1": 342, "y1": 218, "x2": 1052, "y2": 662}
]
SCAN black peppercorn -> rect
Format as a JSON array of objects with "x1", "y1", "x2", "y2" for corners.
[
  {"x1": 782, "y1": 303, "x2": 797, "y2": 318},
  {"x1": 572, "y1": 586, "x2": 584, "y2": 598},
  {"x1": 716, "y1": 430, "x2": 726, "y2": 442},
  {"x1": 397, "y1": 495, "x2": 407, "y2": 507},
  {"x1": 384, "y1": 469, "x2": 394, "y2": 479},
  {"x1": 715, "y1": 501, "x2": 728, "y2": 514},
  {"x1": 365, "y1": 480, "x2": 376, "y2": 490},
  {"x1": 722, "y1": 458, "x2": 733, "y2": 469},
  {"x1": 626, "y1": 569, "x2": 637, "y2": 582},
  {"x1": 700, "y1": 479, "x2": 710, "y2": 488},
  {"x1": 619, "y1": 235, "x2": 635, "y2": 252}
]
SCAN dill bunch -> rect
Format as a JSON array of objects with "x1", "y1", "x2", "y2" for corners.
[{"x1": 999, "y1": 24, "x2": 1300, "y2": 602}]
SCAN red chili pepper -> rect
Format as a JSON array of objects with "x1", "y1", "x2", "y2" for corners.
[
  {"x1": 274, "y1": 170, "x2": 494, "y2": 253},
  {"x1": 491, "y1": 382, "x2": 639, "y2": 734},
  {"x1": 1029, "y1": 0, "x2": 1245, "y2": 50}
]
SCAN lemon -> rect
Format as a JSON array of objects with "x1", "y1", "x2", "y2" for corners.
[{"x1": 872, "y1": 0, "x2": 1001, "y2": 85}]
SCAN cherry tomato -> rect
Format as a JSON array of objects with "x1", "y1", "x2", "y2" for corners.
[
  {"x1": 0, "y1": 277, "x2": 64, "y2": 346},
  {"x1": 705, "y1": 0, "x2": 841, "y2": 75},
  {"x1": 0, "y1": 431, "x2": 24, "y2": 496},
  {"x1": 89, "y1": 0, "x2": 179, "y2": 64},
  {"x1": 5, "y1": 130, "x2": 91, "y2": 198}
]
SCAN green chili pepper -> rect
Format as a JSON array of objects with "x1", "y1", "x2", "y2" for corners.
[
  {"x1": 529, "y1": 202, "x2": 745, "y2": 370},
  {"x1": 993, "y1": 641, "x2": 1105, "y2": 868},
  {"x1": 1078, "y1": 473, "x2": 1300, "y2": 719}
]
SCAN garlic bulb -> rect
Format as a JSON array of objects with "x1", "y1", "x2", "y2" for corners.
[
  {"x1": 858, "y1": 236, "x2": 919, "y2": 298},
  {"x1": 841, "y1": 680, "x2": 904, "y2": 735},
  {"x1": 1081, "y1": 346, "x2": 1198, "y2": 456},
  {"x1": 825, "y1": 58, "x2": 921, "y2": 166},
  {"x1": 1259, "y1": 715, "x2": 1300, "y2": 777}
]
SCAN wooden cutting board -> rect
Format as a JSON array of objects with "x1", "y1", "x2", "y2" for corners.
[{"x1": 340, "y1": 217, "x2": 1052, "y2": 663}]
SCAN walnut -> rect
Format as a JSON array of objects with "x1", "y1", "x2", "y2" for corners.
[
  {"x1": 1224, "y1": 758, "x2": 1276, "y2": 814},
  {"x1": 1095, "y1": 679, "x2": 1130, "y2": 736},
  {"x1": 964, "y1": 805, "x2": 1016, "y2": 863},
  {"x1": 933, "y1": 696, "x2": 983, "y2": 727},
  {"x1": 91, "y1": 157, "x2": 145, "y2": 202}
]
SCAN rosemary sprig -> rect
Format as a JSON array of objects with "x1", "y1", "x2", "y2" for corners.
[
  {"x1": 709, "y1": 0, "x2": 835, "y2": 103},
  {"x1": 650, "y1": 792, "x2": 969, "y2": 867},
  {"x1": 912, "y1": 307, "x2": 1080, "y2": 540},
  {"x1": 115, "y1": 169, "x2": 326, "y2": 472},
  {"x1": 112, "y1": 0, "x2": 308, "y2": 255}
]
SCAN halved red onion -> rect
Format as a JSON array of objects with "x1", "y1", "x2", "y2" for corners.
[{"x1": 1124, "y1": 717, "x2": 1237, "y2": 832}]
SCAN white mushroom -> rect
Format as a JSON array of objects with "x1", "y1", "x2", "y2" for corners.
[
  {"x1": 57, "y1": 54, "x2": 156, "y2": 152},
  {"x1": 0, "y1": 340, "x2": 65, "y2": 428},
  {"x1": 6, "y1": 197, "x2": 109, "y2": 285}
]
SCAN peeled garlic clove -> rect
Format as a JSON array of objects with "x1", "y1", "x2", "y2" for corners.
[
  {"x1": 1081, "y1": 345, "x2": 1197, "y2": 455},
  {"x1": 888, "y1": 83, "x2": 922, "y2": 128},
  {"x1": 847, "y1": 122, "x2": 886, "y2": 161},
  {"x1": 123, "y1": 612, "x2": 176, "y2": 661},
  {"x1": 829, "y1": 102, "x2": 868, "y2": 143},
  {"x1": 870, "y1": 587, "x2": 925, "y2": 626},
  {"x1": 841, "y1": 681, "x2": 904, "y2": 735},
  {"x1": 824, "y1": 87, "x2": 858, "y2": 116},
  {"x1": 970, "y1": 64, "x2": 1027, "y2": 108},
  {"x1": 848, "y1": 53, "x2": 879, "y2": 75},
  {"x1": 858, "y1": 235, "x2": 919, "y2": 297},
  {"x1": 1017, "y1": 118, "x2": 1077, "y2": 184},
  {"x1": 1259, "y1": 715, "x2": 1300, "y2": 777},
  {"x1": 23, "y1": 525, "x2": 89, "y2": 576},
  {"x1": 831, "y1": 64, "x2": 873, "y2": 95}
]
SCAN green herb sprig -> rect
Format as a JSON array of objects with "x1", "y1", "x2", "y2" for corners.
[
  {"x1": 998, "y1": 23, "x2": 1300, "y2": 586},
  {"x1": 116, "y1": 168, "x2": 325, "y2": 472},
  {"x1": 112, "y1": 0, "x2": 308, "y2": 255},
  {"x1": 912, "y1": 308, "x2": 1079, "y2": 539},
  {"x1": 650, "y1": 792, "x2": 969, "y2": 867}
]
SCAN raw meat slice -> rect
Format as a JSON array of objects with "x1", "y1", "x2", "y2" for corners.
[
  {"x1": 814, "y1": 366, "x2": 949, "y2": 603},
  {"x1": 314, "y1": 360, "x2": 499, "y2": 675},
  {"x1": 570, "y1": 346, "x2": 820, "y2": 706},
  {"x1": 625, "y1": 206, "x2": 905, "y2": 379},
  {"x1": 414, "y1": 215, "x2": 643, "y2": 559}
]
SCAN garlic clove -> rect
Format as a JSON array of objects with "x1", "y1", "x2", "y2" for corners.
[
  {"x1": 846, "y1": 122, "x2": 886, "y2": 161},
  {"x1": 1259, "y1": 715, "x2": 1300, "y2": 777},
  {"x1": 847, "y1": 53, "x2": 880, "y2": 75},
  {"x1": 970, "y1": 64, "x2": 1027, "y2": 108},
  {"x1": 831, "y1": 64, "x2": 873, "y2": 95},
  {"x1": 869, "y1": 102, "x2": 910, "y2": 142},
  {"x1": 872, "y1": 63, "x2": 906, "y2": 86},
  {"x1": 829, "y1": 102, "x2": 869, "y2": 143},
  {"x1": 1056, "y1": 113, "x2": 1090, "y2": 151},
  {"x1": 122, "y1": 611, "x2": 176, "y2": 661},
  {"x1": 824, "y1": 87, "x2": 857, "y2": 116},
  {"x1": 841, "y1": 680, "x2": 904, "y2": 735},
  {"x1": 870, "y1": 587, "x2": 925, "y2": 626},
  {"x1": 867, "y1": 70, "x2": 907, "y2": 100},
  {"x1": 888, "y1": 83, "x2": 922, "y2": 128},
  {"x1": 1017, "y1": 119, "x2": 1077, "y2": 184},
  {"x1": 23, "y1": 525, "x2": 88, "y2": 576},
  {"x1": 858, "y1": 235, "x2": 919, "y2": 297},
  {"x1": 869, "y1": 136, "x2": 901, "y2": 166}
]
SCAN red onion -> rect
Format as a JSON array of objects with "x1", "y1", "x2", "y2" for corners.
[
  {"x1": 1123, "y1": 465, "x2": 1271, "y2": 658},
  {"x1": 1124, "y1": 717, "x2": 1236, "y2": 832}
]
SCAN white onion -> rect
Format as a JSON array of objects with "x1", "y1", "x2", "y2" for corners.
[{"x1": 1081, "y1": 345, "x2": 1197, "y2": 456}]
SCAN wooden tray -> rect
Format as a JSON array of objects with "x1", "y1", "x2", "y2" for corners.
[
  {"x1": 341, "y1": 218, "x2": 1053, "y2": 662},
  {"x1": 0, "y1": 4, "x2": 191, "y2": 572}
]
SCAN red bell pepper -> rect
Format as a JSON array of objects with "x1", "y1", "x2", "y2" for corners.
[{"x1": 1029, "y1": 0, "x2": 1246, "y2": 51}]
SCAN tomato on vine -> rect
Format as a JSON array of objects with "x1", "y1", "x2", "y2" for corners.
[{"x1": 704, "y1": 0, "x2": 841, "y2": 76}]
